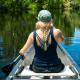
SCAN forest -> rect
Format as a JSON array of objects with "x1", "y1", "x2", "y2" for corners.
[{"x1": 0, "y1": 0, "x2": 80, "y2": 13}]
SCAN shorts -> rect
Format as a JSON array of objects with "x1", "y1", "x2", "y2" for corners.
[{"x1": 29, "y1": 63, "x2": 65, "y2": 73}]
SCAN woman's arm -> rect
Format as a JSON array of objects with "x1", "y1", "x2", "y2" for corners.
[
  {"x1": 19, "y1": 32, "x2": 33, "y2": 55},
  {"x1": 54, "y1": 29, "x2": 64, "y2": 42}
]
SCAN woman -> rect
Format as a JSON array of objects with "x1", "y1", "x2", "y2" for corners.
[{"x1": 19, "y1": 10, "x2": 64, "y2": 73}]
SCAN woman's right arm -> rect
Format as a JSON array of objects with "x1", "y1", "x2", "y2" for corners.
[{"x1": 19, "y1": 32, "x2": 34, "y2": 55}]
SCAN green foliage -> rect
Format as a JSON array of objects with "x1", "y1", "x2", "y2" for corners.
[
  {"x1": 0, "y1": 0, "x2": 80, "y2": 13},
  {"x1": 28, "y1": 2, "x2": 38, "y2": 14}
]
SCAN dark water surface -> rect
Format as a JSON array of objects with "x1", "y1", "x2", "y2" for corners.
[{"x1": 0, "y1": 9, "x2": 80, "y2": 79}]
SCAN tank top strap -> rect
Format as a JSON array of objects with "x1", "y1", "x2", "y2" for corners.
[
  {"x1": 50, "y1": 27, "x2": 55, "y2": 41},
  {"x1": 33, "y1": 31, "x2": 37, "y2": 46}
]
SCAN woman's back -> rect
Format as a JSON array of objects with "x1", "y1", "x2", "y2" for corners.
[{"x1": 32, "y1": 27, "x2": 61, "y2": 66}]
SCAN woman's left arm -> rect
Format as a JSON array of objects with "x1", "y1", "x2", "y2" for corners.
[{"x1": 55, "y1": 29, "x2": 64, "y2": 42}]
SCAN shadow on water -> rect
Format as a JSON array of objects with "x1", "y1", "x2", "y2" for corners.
[
  {"x1": 0, "y1": 71, "x2": 7, "y2": 80},
  {"x1": 0, "y1": 9, "x2": 80, "y2": 79}
]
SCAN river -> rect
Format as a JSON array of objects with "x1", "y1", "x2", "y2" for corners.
[{"x1": 0, "y1": 9, "x2": 80, "y2": 79}]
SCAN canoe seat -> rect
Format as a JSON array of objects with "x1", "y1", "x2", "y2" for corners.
[{"x1": 19, "y1": 65, "x2": 77, "y2": 79}]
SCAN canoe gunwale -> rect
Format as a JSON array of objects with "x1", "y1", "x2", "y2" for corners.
[
  {"x1": 6, "y1": 58, "x2": 24, "y2": 80},
  {"x1": 6, "y1": 44, "x2": 80, "y2": 80},
  {"x1": 58, "y1": 43, "x2": 80, "y2": 75}
]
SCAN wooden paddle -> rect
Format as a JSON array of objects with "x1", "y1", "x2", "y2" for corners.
[{"x1": 1, "y1": 55, "x2": 24, "y2": 75}]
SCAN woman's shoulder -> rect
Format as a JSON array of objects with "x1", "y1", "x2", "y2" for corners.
[
  {"x1": 29, "y1": 30, "x2": 39, "y2": 37},
  {"x1": 53, "y1": 28, "x2": 62, "y2": 36},
  {"x1": 29, "y1": 32, "x2": 34, "y2": 36},
  {"x1": 53, "y1": 27, "x2": 61, "y2": 31},
  {"x1": 53, "y1": 27, "x2": 61, "y2": 32},
  {"x1": 28, "y1": 32, "x2": 34, "y2": 40}
]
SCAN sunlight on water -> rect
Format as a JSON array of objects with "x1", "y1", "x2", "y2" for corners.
[
  {"x1": 62, "y1": 36, "x2": 80, "y2": 69},
  {"x1": 62, "y1": 28, "x2": 80, "y2": 72},
  {"x1": 74, "y1": 28, "x2": 80, "y2": 38}
]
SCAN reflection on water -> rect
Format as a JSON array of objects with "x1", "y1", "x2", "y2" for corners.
[
  {"x1": 0, "y1": 12, "x2": 36, "y2": 68},
  {"x1": 0, "y1": 9, "x2": 80, "y2": 79},
  {"x1": 0, "y1": 12, "x2": 36, "y2": 79},
  {"x1": 62, "y1": 28, "x2": 80, "y2": 72},
  {"x1": 62, "y1": 37, "x2": 80, "y2": 69}
]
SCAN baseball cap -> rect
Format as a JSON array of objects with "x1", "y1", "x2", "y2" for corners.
[{"x1": 37, "y1": 10, "x2": 52, "y2": 22}]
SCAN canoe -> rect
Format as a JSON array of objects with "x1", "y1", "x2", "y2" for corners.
[{"x1": 6, "y1": 44, "x2": 80, "y2": 80}]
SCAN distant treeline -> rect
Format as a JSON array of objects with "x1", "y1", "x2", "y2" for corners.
[{"x1": 0, "y1": 0, "x2": 80, "y2": 13}]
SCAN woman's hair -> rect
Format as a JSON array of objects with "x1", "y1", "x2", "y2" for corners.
[
  {"x1": 35, "y1": 21, "x2": 53, "y2": 51},
  {"x1": 36, "y1": 21, "x2": 53, "y2": 30}
]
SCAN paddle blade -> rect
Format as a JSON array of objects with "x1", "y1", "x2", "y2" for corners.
[
  {"x1": 1, "y1": 63, "x2": 14, "y2": 75},
  {"x1": 1, "y1": 55, "x2": 23, "y2": 75}
]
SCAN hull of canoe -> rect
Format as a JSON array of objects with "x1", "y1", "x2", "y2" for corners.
[{"x1": 6, "y1": 44, "x2": 79, "y2": 80}]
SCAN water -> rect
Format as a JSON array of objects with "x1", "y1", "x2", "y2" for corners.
[
  {"x1": 0, "y1": 9, "x2": 80, "y2": 79},
  {"x1": 62, "y1": 28, "x2": 80, "y2": 71},
  {"x1": 62, "y1": 37, "x2": 80, "y2": 67},
  {"x1": 0, "y1": 12, "x2": 36, "y2": 79}
]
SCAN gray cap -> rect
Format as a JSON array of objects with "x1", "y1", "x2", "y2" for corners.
[{"x1": 37, "y1": 10, "x2": 52, "y2": 22}]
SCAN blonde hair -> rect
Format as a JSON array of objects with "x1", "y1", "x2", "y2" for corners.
[
  {"x1": 36, "y1": 21, "x2": 53, "y2": 30},
  {"x1": 35, "y1": 21, "x2": 53, "y2": 51}
]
